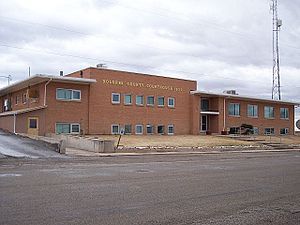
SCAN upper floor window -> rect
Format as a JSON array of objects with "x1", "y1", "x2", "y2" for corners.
[
  {"x1": 158, "y1": 96, "x2": 165, "y2": 107},
  {"x1": 124, "y1": 94, "x2": 132, "y2": 105},
  {"x1": 111, "y1": 93, "x2": 120, "y2": 104},
  {"x1": 280, "y1": 108, "x2": 289, "y2": 119},
  {"x1": 147, "y1": 96, "x2": 154, "y2": 106},
  {"x1": 229, "y1": 103, "x2": 240, "y2": 116},
  {"x1": 22, "y1": 93, "x2": 27, "y2": 104},
  {"x1": 136, "y1": 95, "x2": 144, "y2": 106},
  {"x1": 168, "y1": 97, "x2": 175, "y2": 108},
  {"x1": 247, "y1": 104, "x2": 258, "y2": 117},
  {"x1": 264, "y1": 106, "x2": 274, "y2": 119},
  {"x1": 201, "y1": 99, "x2": 209, "y2": 111},
  {"x1": 56, "y1": 88, "x2": 81, "y2": 101},
  {"x1": 15, "y1": 95, "x2": 20, "y2": 105}
]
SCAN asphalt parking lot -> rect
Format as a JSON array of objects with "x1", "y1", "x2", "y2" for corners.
[{"x1": 0, "y1": 151, "x2": 299, "y2": 225}]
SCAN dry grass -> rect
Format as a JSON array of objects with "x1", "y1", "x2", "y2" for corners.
[
  {"x1": 88, "y1": 134, "x2": 300, "y2": 148},
  {"x1": 89, "y1": 135, "x2": 255, "y2": 147}
]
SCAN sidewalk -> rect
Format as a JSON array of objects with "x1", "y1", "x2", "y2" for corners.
[{"x1": 66, "y1": 147, "x2": 300, "y2": 157}]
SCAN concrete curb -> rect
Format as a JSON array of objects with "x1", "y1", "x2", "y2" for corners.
[{"x1": 66, "y1": 148, "x2": 300, "y2": 157}]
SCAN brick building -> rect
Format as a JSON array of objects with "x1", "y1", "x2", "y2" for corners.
[{"x1": 0, "y1": 67, "x2": 298, "y2": 136}]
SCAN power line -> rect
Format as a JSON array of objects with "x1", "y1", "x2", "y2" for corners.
[{"x1": 0, "y1": 41, "x2": 299, "y2": 90}]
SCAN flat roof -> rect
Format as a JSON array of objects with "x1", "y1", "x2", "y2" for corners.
[
  {"x1": 69, "y1": 67, "x2": 197, "y2": 83},
  {"x1": 0, "y1": 74, "x2": 96, "y2": 97},
  {"x1": 191, "y1": 90, "x2": 300, "y2": 105}
]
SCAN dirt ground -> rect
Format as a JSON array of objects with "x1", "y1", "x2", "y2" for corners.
[{"x1": 88, "y1": 134, "x2": 300, "y2": 148}]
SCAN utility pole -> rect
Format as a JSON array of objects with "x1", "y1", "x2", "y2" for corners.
[{"x1": 271, "y1": 0, "x2": 282, "y2": 100}]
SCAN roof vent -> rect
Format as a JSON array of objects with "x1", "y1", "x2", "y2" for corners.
[
  {"x1": 223, "y1": 90, "x2": 238, "y2": 95},
  {"x1": 96, "y1": 63, "x2": 107, "y2": 69}
]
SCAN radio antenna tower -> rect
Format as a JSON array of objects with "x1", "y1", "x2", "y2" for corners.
[{"x1": 271, "y1": 0, "x2": 282, "y2": 100}]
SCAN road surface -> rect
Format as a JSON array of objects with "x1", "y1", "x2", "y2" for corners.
[{"x1": 0, "y1": 152, "x2": 299, "y2": 225}]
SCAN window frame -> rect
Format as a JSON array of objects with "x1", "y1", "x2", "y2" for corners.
[
  {"x1": 157, "y1": 96, "x2": 165, "y2": 107},
  {"x1": 280, "y1": 108, "x2": 289, "y2": 119},
  {"x1": 247, "y1": 104, "x2": 258, "y2": 118},
  {"x1": 56, "y1": 88, "x2": 81, "y2": 101},
  {"x1": 146, "y1": 124, "x2": 154, "y2": 134},
  {"x1": 264, "y1": 127, "x2": 275, "y2": 135},
  {"x1": 280, "y1": 128, "x2": 289, "y2": 135},
  {"x1": 111, "y1": 124, "x2": 120, "y2": 134},
  {"x1": 124, "y1": 94, "x2": 132, "y2": 105},
  {"x1": 168, "y1": 97, "x2": 175, "y2": 108},
  {"x1": 167, "y1": 124, "x2": 174, "y2": 135},
  {"x1": 55, "y1": 123, "x2": 80, "y2": 134},
  {"x1": 147, "y1": 96, "x2": 155, "y2": 106},
  {"x1": 157, "y1": 125, "x2": 165, "y2": 134},
  {"x1": 264, "y1": 106, "x2": 275, "y2": 119},
  {"x1": 111, "y1": 93, "x2": 121, "y2": 104},
  {"x1": 135, "y1": 124, "x2": 143, "y2": 135},
  {"x1": 228, "y1": 103, "x2": 240, "y2": 116},
  {"x1": 124, "y1": 124, "x2": 132, "y2": 134},
  {"x1": 136, "y1": 95, "x2": 144, "y2": 106}
]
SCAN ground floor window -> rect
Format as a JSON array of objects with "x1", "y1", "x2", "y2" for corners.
[
  {"x1": 29, "y1": 118, "x2": 38, "y2": 129},
  {"x1": 111, "y1": 124, "x2": 120, "y2": 134},
  {"x1": 168, "y1": 125, "x2": 174, "y2": 135},
  {"x1": 135, "y1": 125, "x2": 143, "y2": 134},
  {"x1": 264, "y1": 128, "x2": 275, "y2": 135},
  {"x1": 157, "y1": 125, "x2": 164, "y2": 134},
  {"x1": 146, "y1": 124, "x2": 154, "y2": 134},
  {"x1": 280, "y1": 128, "x2": 288, "y2": 135},
  {"x1": 253, "y1": 127, "x2": 259, "y2": 135},
  {"x1": 229, "y1": 127, "x2": 240, "y2": 134},
  {"x1": 124, "y1": 124, "x2": 132, "y2": 134},
  {"x1": 56, "y1": 123, "x2": 80, "y2": 134}
]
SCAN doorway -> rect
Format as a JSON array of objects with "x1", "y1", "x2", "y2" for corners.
[
  {"x1": 201, "y1": 115, "x2": 208, "y2": 131},
  {"x1": 28, "y1": 117, "x2": 39, "y2": 135}
]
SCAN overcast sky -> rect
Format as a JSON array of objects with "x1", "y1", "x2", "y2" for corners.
[{"x1": 0, "y1": 0, "x2": 299, "y2": 126}]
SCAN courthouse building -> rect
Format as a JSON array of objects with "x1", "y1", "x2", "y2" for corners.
[{"x1": 0, "y1": 67, "x2": 298, "y2": 136}]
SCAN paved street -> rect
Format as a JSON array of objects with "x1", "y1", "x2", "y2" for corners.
[{"x1": 1, "y1": 152, "x2": 300, "y2": 225}]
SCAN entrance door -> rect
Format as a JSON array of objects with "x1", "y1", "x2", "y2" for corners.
[
  {"x1": 28, "y1": 117, "x2": 39, "y2": 135},
  {"x1": 201, "y1": 115, "x2": 208, "y2": 131}
]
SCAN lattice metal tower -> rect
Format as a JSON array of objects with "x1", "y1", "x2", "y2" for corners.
[{"x1": 271, "y1": 0, "x2": 282, "y2": 100}]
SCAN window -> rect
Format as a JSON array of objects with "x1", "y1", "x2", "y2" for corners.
[
  {"x1": 201, "y1": 99, "x2": 209, "y2": 111},
  {"x1": 168, "y1": 125, "x2": 174, "y2": 135},
  {"x1": 56, "y1": 89, "x2": 81, "y2": 101},
  {"x1": 71, "y1": 124, "x2": 80, "y2": 133},
  {"x1": 146, "y1": 124, "x2": 154, "y2": 134},
  {"x1": 280, "y1": 108, "x2": 289, "y2": 119},
  {"x1": 111, "y1": 124, "x2": 120, "y2": 134},
  {"x1": 168, "y1": 97, "x2": 175, "y2": 108},
  {"x1": 229, "y1": 127, "x2": 240, "y2": 134},
  {"x1": 280, "y1": 128, "x2": 288, "y2": 135},
  {"x1": 264, "y1": 128, "x2": 275, "y2": 135},
  {"x1": 147, "y1": 96, "x2": 154, "y2": 106},
  {"x1": 136, "y1": 95, "x2": 144, "y2": 106},
  {"x1": 15, "y1": 95, "x2": 20, "y2": 105},
  {"x1": 247, "y1": 105, "x2": 258, "y2": 117},
  {"x1": 264, "y1": 106, "x2": 274, "y2": 119},
  {"x1": 229, "y1": 103, "x2": 240, "y2": 116},
  {"x1": 22, "y1": 93, "x2": 27, "y2": 104},
  {"x1": 253, "y1": 127, "x2": 259, "y2": 135},
  {"x1": 29, "y1": 118, "x2": 37, "y2": 129},
  {"x1": 56, "y1": 123, "x2": 80, "y2": 134},
  {"x1": 124, "y1": 124, "x2": 132, "y2": 134},
  {"x1": 124, "y1": 94, "x2": 132, "y2": 105},
  {"x1": 135, "y1": 125, "x2": 143, "y2": 134},
  {"x1": 111, "y1": 93, "x2": 120, "y2": 104},
  {"x1": 157, "y1": 125, "x2": 164, "y2": 134},
  {"x1": 3, "y1": 98, "x2": 11, "y2": 112},
  {"x1": 158, "y1": 96, "x2": 165, "y2": 107}
]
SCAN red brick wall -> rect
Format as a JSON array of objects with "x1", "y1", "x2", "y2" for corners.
[
  {"x1": 225, "y1": 99, "x2": 294, "y2": 135},
  {"x1": 68, "y1": 68, "x2": 197, "y2": 134},
  {"x1": 44, "y1": 82, "x2": 90, "y2": 134}
]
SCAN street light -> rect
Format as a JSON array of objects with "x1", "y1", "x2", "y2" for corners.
[{"x1": 0, "y1": 75, "x2": 12, "y2": 85}]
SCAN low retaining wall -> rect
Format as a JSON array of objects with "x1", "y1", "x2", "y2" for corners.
[{"x1": 47, "y1": 134, "x2": 115, "y2": 153}]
